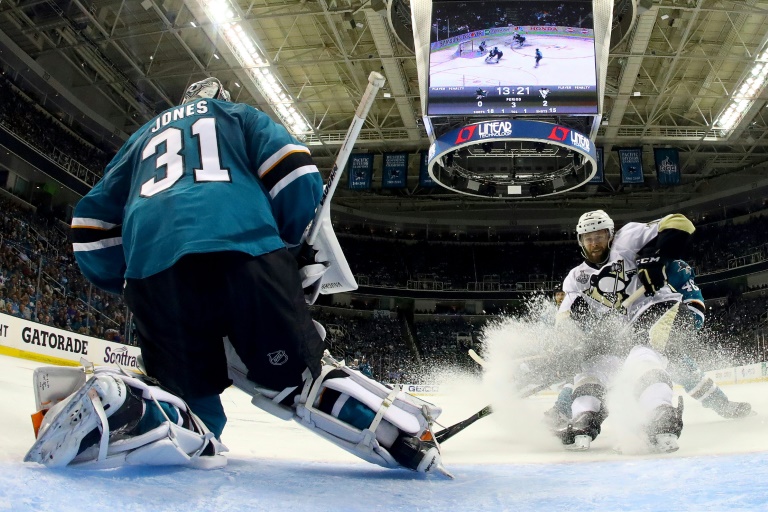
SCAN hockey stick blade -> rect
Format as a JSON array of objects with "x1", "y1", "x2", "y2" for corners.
[
  {"x1": 434, "y1": 405, "x2": 493, "y2": 444},
  {"x1": 467, "y1": 349, "x2": 485, "y2": 367},
  {"x1": 433, "y1": 380, "x2": 553, "y2": 445},
  {"x1": 468, "y1": 348, "x2": 545, "y2": 368}
]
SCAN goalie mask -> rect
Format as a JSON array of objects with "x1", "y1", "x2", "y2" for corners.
[{"x1": 181, "y1": 77, "x2": 231, "y2": 105}]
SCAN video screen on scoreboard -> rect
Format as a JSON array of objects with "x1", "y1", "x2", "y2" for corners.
[{"x1": 426, "y1": 0, "x2": 598, "y2": 116}]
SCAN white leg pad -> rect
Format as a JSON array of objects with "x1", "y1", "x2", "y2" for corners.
[
  {"x1": 293, "y1": 360, "x2": 442, "y2": 470},
  {"x1": 227, "y1": 347, "x2": 443, "y2": 471},
  {"x1": 26, "y1": 366, "x2": 228, "y2": 470}
]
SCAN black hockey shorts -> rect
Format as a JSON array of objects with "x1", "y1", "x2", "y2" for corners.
[{"x1": 124, "y1": 249, "x2": 325, "y2": 400}]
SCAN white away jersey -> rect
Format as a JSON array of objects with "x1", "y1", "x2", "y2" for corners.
[{"x1": 559, "y1": 218, "x2": 683, "y2": 323}]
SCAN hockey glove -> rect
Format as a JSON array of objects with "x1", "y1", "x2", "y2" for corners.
[
  {"x1": 636, "y1": 256, "x2": 667, "y2": 297},
  {"x1": 294, "y1": 242, "x2": 330, "y2": 305}
]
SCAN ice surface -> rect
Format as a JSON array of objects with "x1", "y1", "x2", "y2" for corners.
[{"x1": 2, "y1": 354, "x2": 768, "y2": 511}]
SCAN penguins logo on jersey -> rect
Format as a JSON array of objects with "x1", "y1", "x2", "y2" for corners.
[{"x1": 586, "y1": 260, "x2": 635, "y2": 309}]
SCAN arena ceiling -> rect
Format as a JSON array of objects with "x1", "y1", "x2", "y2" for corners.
[{"x1": 1, "y1": 0, "x2": 768, "y2": 232}]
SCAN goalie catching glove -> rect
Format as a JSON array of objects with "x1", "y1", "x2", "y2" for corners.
[{"x1": 636, "y1": 256, "x2": 667, "y2": 297}]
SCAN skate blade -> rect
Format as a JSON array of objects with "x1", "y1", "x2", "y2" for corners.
[
  {"x1": 24, "y1": 377, "x2": 100, "y2": 466},
  {"x1": 566, "y1": 435, "x2": 592, "y2": 451},
  {"x1": 652, "y1": 434, "x2": 679, "y2": 453},
  {"x1": 434, "y1": 462, "x2": 455, "y2": 479}
]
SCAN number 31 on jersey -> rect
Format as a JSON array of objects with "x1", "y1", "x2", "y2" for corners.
[{"x1": 140, "y1": 118, "x2": 230, "y2": 197}]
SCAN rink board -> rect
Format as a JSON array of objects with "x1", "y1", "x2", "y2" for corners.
[{"x1": 0, "y1": 312, "x2": 141, "y2": 368}]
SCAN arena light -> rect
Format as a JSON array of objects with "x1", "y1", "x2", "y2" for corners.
[
  {"x1": 714, "y1": 52, "x2": 768, "y2": 132},
  {"x1": 197, "y1": 0, "x2": 312, "y2": 138}
]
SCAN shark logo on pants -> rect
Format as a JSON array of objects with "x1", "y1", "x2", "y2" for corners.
[{"x1": 268, "y1": 350, "x2": 289, "y2": 366}]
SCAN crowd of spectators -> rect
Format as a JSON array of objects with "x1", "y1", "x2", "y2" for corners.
[
  {"x1": 337, "y1": 211, "x2": 768, "y2": 290},
  {"x1": 0, "y1": 73, "x2": 113, "y2": 180},
  {"x1": 0, "y1": 199, "x2": 127, "y2": 343},
  {"x1": 2, "y1": 67, "x2": 768, "y2": 380},
  {"x1": 413, "y1": 316, "x2": 481, "y2": 373},
  {"x1": 703, "y1": 294, "x2": 768, "y2": 364},
  {"x1": 2, "y1": 194, "x2": 768, "y2": 382},
  {"x1": 311, "y1": 307, "x2": 418, "y2": 382}
]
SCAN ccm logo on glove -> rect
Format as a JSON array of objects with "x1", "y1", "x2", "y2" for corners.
[{"x1": 636, "y1": 256, "x2": 666, "y2": 297}]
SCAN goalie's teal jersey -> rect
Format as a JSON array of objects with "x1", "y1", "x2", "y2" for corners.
[{"x1": 71, "y1": 98, "x2": 323, "y2": 294}]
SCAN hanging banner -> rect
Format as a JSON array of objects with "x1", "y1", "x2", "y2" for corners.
[
  {"x1": 589, "y1": 146, "x2": 604, "y2": 184},
  {"x1": 346, "y1": 153, "x2": 373, "y2": 190},
  {"x1": 617, "y1": 147, "x2": 644, "y2": 184},
  {"x1": 382, "y1": 152, "x2": 408, "y2": 188},
  {"x1": 419, "y1": 150, "x2": 437, "y2": 187},
  {"x1": 654, "y1": 148, "x2": 681, "y2": 186}
]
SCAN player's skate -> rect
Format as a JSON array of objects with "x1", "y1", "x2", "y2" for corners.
[
  {"x1": 645, "y1": 397, "x2": 684, "y2": 453},
  {"x1": 706, "y1": 396, "x2": 753, "y2": 419},
  {"x1": 556, "y1": 410, "x2": 604, "y2": 451}
]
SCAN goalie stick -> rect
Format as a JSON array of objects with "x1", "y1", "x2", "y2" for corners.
[
  {"x1": 306, "y1": 71, "x2": 386, "y2": 246},
  {"x1": 299, "y1": 71, "x2": 386, "y2": 299},
  {"x1": 435, "y1": 405, "x2": 493, "y2": 444}
]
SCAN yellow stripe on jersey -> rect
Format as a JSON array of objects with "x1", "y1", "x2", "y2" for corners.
[{"x1": 659, "y1": 214, "x2": 695, "y2": 234}]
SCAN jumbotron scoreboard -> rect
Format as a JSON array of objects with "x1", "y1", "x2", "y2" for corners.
[
  {"x1": 429, "y1": 84, "x2": 598, "y2": 116},
  {"x1": 426, "y1": 0, "x2": 598, "y2": 116}
]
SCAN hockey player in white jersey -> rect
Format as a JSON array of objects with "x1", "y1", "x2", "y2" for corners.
[
  {"x1": 553, "y1": 210, "x2": 697, "y2": 452},
  {"x1": 545, "y1": 258, "x2": 752, "y2": 431}
]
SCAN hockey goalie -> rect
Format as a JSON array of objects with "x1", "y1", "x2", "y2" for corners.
[{"x1": 25, "y1": 73, "x2": 451, "y2": 477}]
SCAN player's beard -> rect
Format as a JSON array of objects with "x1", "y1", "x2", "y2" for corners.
[{"x1": 586, "y1": 246, "x2": 608, "y2": 265}]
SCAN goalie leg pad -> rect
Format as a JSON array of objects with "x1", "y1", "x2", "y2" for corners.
[
  {"x1": 26, "y1": 367, "x2": 228, "y2": 469},
  {"x1": 26, "y1": 372, "x2": 142, "y2": 467},
  {"x1": 293, "y1": 358, "x2": 444, "y2": 473},
  {"x1": 30, "y1": 366, "x2": 87, "y2": 437},
  {"x1": 229, "y1": 350, "x2": 445, "y2": 473}
]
